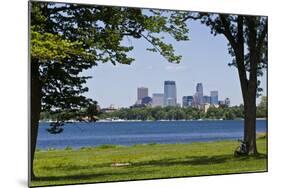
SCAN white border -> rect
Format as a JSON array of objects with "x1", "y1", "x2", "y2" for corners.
[{"x1": 0, "y1": 0, "x2": 280, "y2": 188}]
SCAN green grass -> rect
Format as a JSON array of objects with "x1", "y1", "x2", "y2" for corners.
[{"x1": 31, "y1": 139, "x2": 267, "y2": 187}]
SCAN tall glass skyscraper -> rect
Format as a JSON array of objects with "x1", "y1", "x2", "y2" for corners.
[
  {"x1": 210, "y1": 91, "x2": 219, "y2": 105},
  {"x1": 195, "y1": 83, "x2": 204, "y2": 105},
  {"x1": 164, "y1": 81, "x2": 177, "y2": 106}
]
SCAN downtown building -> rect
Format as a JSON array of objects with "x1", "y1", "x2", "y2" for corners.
[
  {"x1": 182, "y1": 96, "x2": 193, "y2": 107},
  {"x1": 164, "y1": 81, "x2": 177, "y2": 106},
  {"x1": 225, "y1": 97, "x2": 231, "y2": 107},
  {"x1": 152, "y1": 93, "x2": 164, "y2": 107},
  {"x1": 203, "y1": 95, "x2": 211, "y2": 104},
  {"x1": 210, "y1": 90, "x2": 219, "y2": 105},
  {"x1": 137, "y1": 87, "x2": 148, "y2": 104},
  {"x1": 193, "y1": 83, "x2": 204, "y2": 108}
]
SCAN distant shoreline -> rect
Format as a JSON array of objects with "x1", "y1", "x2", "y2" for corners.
[{"x1": 39, "y1": 118, "x2": 267, "y2": 124}]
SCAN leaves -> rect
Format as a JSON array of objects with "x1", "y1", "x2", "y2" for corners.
[
  {"x1": 31, "y1": 2, "x2": 189, "y2": 120},
  {"x1": 31, "y1": 30, "x2": 88, "y2": 63},
  {"x1": 182, "y1": 12, "x2": 267, "y2": 98}
]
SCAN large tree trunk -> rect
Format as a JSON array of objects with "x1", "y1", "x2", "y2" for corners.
[
  {"x1": 244, "y1": 17, "x2": 258, "y2": 155},
  {"x1": 238, "y1": 71, "x2": 258, "y2": 155},
  {"x1": 236, "y1": 16, "x2": 258, "y2": 155},
  {"x1": 243, "y1": 88, "x2": 258, "y2": 155},
  {"x1": 30, "y1": 59, "x2": 41, "y2": 180},
  {"x1": 220, "y1": 15, "x2": 266, "y2": 156}
]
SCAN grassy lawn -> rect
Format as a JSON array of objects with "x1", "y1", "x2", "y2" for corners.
[{"x1": 31, "y1": 138, "x2": 267, "y2": 187}]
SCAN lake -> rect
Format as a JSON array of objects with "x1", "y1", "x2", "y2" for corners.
[{"x1": 36, "y1": 120, "x2": 267, "y2": 149}]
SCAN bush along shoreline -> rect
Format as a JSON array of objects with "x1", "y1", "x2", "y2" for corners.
[{"x1": 40, "y1": 103, "x2": 267, "y2": 122}]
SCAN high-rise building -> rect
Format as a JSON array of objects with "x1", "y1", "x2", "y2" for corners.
[
  {"x1": 203, "y1": 95, "x2": 211, "y2": 104},
  {"x1": 194, "y1": 83, "x2": 204, "y2": 106},
  {"x1": 210, "y1": 91, "x2": 219, "y2": 105},
  {"x1": 164, "y1": 81, "x2": 177, "y2": 106},
  {"x1": 152, "y1": 93, "x2": 164, "y2": 107},
  {"x1": 196, "y1": 83, "x2": 203, "y2": 94},
  {"x1": 166, "y1": 98, "x2": 176, "y2": 106},
  {"x1": 196, "y1": 83, "x2": 204, "y2": 104},
  {"x1": 137, "y1": 87, "x2": 148, "y2": 101},
  {"x1": 182, "y1": 96, "x2": 193, "y2": 107},
  {"x1": 225, "y1": 98, "x2": 231, "y2": 107}
]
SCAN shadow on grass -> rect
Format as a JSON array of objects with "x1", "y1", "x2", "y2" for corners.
[
  {"x1": 34, "y1": 169, "x2": 155, "y2": 182},
  {"x1": 40, "y1": 153, "x2": 268, "y2": 172},
  {"x1": 133, "y1": 153, "x2": 267, "y2": 167},
  {"x1": 235, "y1": 153, "x2": 267, "y2": 160},
  {"x1": 34, "y1": 153, "x2": 267, "y2": 183},
  {"x1": 41, "y1": 162, "x2": 113, "y2": 171}
]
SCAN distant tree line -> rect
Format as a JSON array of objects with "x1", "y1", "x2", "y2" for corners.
[
  {"x1": 41, "y1": 96, "x2": 267, "y2": 121},
  {"x1": 100, "y1": 106, "x2": 243, "y2": 120}
]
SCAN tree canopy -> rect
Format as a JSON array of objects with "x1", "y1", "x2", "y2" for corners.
[
  {"x1": 30, "y1": 2, "x2": 190, "y2": 179},
  {"x1": 31, "y1": 2, "x2": 189, "y2": 117}
]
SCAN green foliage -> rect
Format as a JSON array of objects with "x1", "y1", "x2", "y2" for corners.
[
  {"x1": 31, "y1": 2, "x2": 189, "y2": 123},
  {"x1": 41, "y1": 102, "x2": 268, "y2": 121},
  {"x1": 31, "y1": 30, "x2": 88, "y2": 63},
  {"x1": 85, "y1": 101, "x2": 101, "y2": 121},
  {"x1": 98, "y1": 106, "x2": 245, "y2": 121},
  {"x1": 256, "y1": 96, "x2": 267, "y2": 118}
]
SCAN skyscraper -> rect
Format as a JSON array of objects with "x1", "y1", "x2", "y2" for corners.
[
  {"x1": 210, "y1": 91, "x2": 219, "y2": 105},
  {"x1": 164, "y1": 81, "x2": 177, "y2": 106},
  {"x1": 203, "y1": 95, "x2": 211, "y2": 104},
  {"x1": 195, "y1": 83, "x2": 204, "y2": 106},
  {"x1": 137, "y1": 87, "x2": 148, "y2": 101},
  {"x1": 182, "y1": 96, "x2": 193, "y2": 107},
  {"x1": 152, "y1": 93, "x2": 164, "y2": 107}
]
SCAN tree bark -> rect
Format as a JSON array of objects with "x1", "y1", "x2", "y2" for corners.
[
  {"x1": 244, "y1": 17, "x2": 258, "y2": 155},
  {"x1": 30, "y1": 59, "x2": 42, "y2": 180},
  {"x1": 234, "y1": 16, "x2": 258, "y2": 155},
  {"x1": 237, "y1": 60, "x2": 258, "y2": 155},
  {"x1": 243, "y1": 86, "x2": 258, "y2": 154}
]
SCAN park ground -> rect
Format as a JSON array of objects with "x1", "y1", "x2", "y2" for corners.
[{"x1": 31, "y1": 135, "x2": 267, "y2": 187}]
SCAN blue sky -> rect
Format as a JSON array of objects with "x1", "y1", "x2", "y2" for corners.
[{"x1": 83, "y1": 20, "x2": 267, "y2": 108}]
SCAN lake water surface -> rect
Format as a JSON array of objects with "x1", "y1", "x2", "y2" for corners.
[{"x1": 37, "y1": 120, "x2": 267, "y2": 149}]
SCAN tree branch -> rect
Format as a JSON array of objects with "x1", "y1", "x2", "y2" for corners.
[
  {"x1": 236, "y1": 16, "x2": 249, "y2": 101},
  {"x1": 256, "y1": 19, "x2": 268, "y2": 54},
  {"x1": 219, "y1": 15, "x2": 237, "y2": 50},
  {"x1": 120, "y1": 24, "x2": 172, "y2": 63},
  {"x1": 181, "y1": 14, "x2": 203, "y2": 22}
]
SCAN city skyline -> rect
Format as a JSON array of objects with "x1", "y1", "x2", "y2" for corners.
[
  {"x1": 138, "y1": 81, "x2": 230, "y2": 108},
  {"x1": 97, "y1": 81, "x2": 232, "y2": 109},
  {"x1": 83, "y1": 20, "x2": 267, "y2": 108}
]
